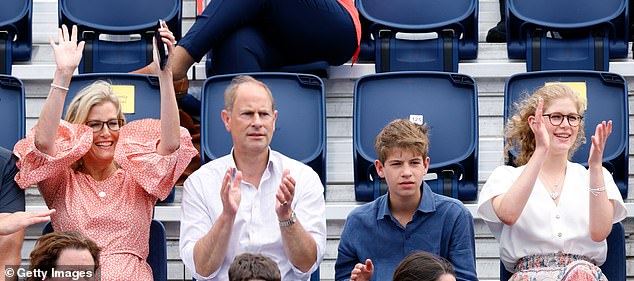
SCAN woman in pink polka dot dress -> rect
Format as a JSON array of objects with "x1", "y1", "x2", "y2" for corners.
[{"x1": 13, "y1": 24, "x2": 198, "y2": 280}]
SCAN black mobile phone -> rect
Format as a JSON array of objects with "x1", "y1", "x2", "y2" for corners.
[{"x1": 154, "y1": 20, "x2": 167, "y2": 70}]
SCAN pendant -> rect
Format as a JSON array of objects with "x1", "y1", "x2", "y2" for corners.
[{"x1": 550, "y1": 191, "x2": 559, "y2": 200}]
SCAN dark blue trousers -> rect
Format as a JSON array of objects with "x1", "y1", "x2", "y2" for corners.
[{"x1": 178, "y1": 0, "x2": 357, "y2": 75}]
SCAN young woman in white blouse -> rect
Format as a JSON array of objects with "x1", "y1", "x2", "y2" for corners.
[{"x1": 477, "y1": 84, "x2": 627, "y2": 280}]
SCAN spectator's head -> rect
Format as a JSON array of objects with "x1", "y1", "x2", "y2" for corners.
[
  {"x1": 392, "y1": 251, "x2": 456, "y2": 281},
  {"x1": 222, "y1": 76, "x2": 278, "y2": 156},
  {"x1": 65, "y1": 81, "x2": 126, "y2": 168},
  {"x1": 28, "y1": 231, "x2": 100, "y2": 281},
  {"x1": 505, "y1": 84, "x2": 586, "y2": 166},
  {"x1": 374, "y1": 119, "x2": 430, "y2": 199},
  {"x1": 228, "y1": 253, "x2": 281, "y2": 281}
]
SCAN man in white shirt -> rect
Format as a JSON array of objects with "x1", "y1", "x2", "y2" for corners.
[{"x1": 179, "y1": 75, "x2": 326, "y2": 281}]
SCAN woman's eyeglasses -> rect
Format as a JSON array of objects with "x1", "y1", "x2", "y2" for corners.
[
  {"x1": 542, "y1": 113, "x2": 583, "y2": 127},
  {"x1": 85, "y1": 119, "x2": 125, "y2": 132}
]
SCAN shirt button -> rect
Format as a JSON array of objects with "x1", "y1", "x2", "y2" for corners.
[
  {"x1": 98, "y1": 191, "x2": 106, "y2": 198},
  {"x1": 558, "y1": 232, "x2": 562, "y2": 237}
]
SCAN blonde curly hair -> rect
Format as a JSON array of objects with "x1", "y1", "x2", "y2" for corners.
[{"x1": 505, "y1": 84, "x2": 586, "y2": 166}]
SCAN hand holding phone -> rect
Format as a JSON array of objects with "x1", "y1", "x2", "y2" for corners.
[{"x1": 154, "y1": 19, "x2": 168, "y2": 70}]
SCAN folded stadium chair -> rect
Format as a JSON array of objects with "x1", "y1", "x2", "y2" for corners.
[
  {"x1": 504, "y1": 71, "x2": 628, "y2": 199},
  {"x1": 201, "y1": 74, "x2": 324, "y2": 281},
  {"x1": 353, "y1": 72, "x2": 478, "y2": 202},
  {"x1": 0, "y1": 0, "x2": 32, "y2": 74},
  {"x1": 42, "y1": 219, "x2": 168, "y2": 281},
  {"x1": 0, "y1": 75, "x2": 24, "y2": 149},
  {"x1": 356, "y1": 0, "x2": 478, "y2": 72},
  {"x1": 62, "y1": 73, "x2": 176, "y2": 203},
  {"x1": 499, "y1": 222, "x2": 625, "y2": 280},
  {"x1": 59, "y1": 0, "x2": 182, "y2": 73},
  {"x1": 506, "y1": 0, "x2": 628, "y2": 71}
]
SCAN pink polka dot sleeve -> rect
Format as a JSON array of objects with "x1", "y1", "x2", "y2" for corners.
[
  {"x1": 13, "y1": 120, "x2": 92, "y2": 190},
  {"x1": 115, "y1": 119, "x2": 197, "y2": 200}
]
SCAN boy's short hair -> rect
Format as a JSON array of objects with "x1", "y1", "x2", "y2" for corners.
[
  {"x1": 374, "y1": 119, "x2": 430, "y2": 163},
  {"x1": 228, "y1": 253, "x2": 281, "y2": 281}
]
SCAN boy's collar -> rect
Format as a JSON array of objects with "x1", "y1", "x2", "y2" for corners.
[{"x1": 377, "y1": 182, "x2": 436, "y2": 220}]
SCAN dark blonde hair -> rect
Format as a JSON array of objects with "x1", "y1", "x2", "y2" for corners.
[
  {"x1": 392, "y1": 251, "x2": 455, "y2": 281},
  {"x1": 28, "y1": 231, "x2": 101, "y2": 281},
  {"x1": 505, "y1": 84, "x2": 586, "y2": 166},
  {"x1": 64, "y1": 80, "x2": 126, "y2": 125},
  {"x1": 224, "y1": 75, "x2": 274, "y2": 112},
  {"x1": 374, "y1": 119, "x2": 430, "y2": 164},
  {"x1": 228, "y1": 253, "x2": 281, "y2": 281}
]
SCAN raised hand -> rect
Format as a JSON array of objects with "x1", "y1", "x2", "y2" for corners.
[
  {"x1": 49, "y1": 25, "x2": 84, "y2": 76},
  {"x1": 275, "y1": 169, "x2": 295, "y2": 220},
  {"x1": 220, "y1": 167, "x2": 242, "y2": 217},
  {"x1": 588, "y1": 120, "x2": 612, "y2": 168},
  {"x1": 151, "y1": 20, "x2": 176, "y2": 77},
  {"x1": 0, "y1": 209, "x2": 55, "y2": 235},
  {"x1": 350, "y1": 259, "x2": 374, "y2": 281},
  {"x1": 529, "y1": 97, "x2": 550, "y2": 152}
]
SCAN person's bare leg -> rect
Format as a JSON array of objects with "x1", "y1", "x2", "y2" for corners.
[{"x1": 169, "y1": 46, "x2": 196, "y2": 80}]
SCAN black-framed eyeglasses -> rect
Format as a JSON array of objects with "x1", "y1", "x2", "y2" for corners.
[
  {"x1": 542, "y1": 113, "x2": 583, "y2": 127},
  {"x1": 85, "y1": 119, "x2": 125, "y2": 132}
]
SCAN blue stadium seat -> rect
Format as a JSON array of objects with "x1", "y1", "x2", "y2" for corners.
[
  {"x1": 499, "y1": 222, "x2": 625, "y2": 280},
  {"x1": 353, "y1": 72, "x2": 478, "y2": 202},
  {"x1": 59, "y1": 0, "x2": 182, "y2": 73},
  {"x1": 506, "y1": 0, "x2": 628, "y2": 71},
  {"x1": 0, "y1": 0, "x2": 32, "y2": 74},
  {"x1": 504, "y1": 71, "x2": 628, "y2": 198},
  {"x1": 200, "y1": 73, "x2": 327, "y2": 188},
  {"x1": 0, "y1": 75, "x2": 24, "y2": 149},
  {"x1": 62, "y1": 73, "x2": 176, "y2": 203},
  {"x1": 42, "y1": 219, "x2": 168, "y2": 281},
  {"x1": 356, "y1": 0, "x2": 478, "y2": 72}
]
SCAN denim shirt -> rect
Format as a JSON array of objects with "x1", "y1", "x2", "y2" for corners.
[{"x1": 334, "y1": 183, "x2": 478, "y2": 281}]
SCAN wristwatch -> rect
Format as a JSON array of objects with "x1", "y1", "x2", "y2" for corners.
[{"x1": 279, "y1": 211, "x2": 296, "y2": 227}]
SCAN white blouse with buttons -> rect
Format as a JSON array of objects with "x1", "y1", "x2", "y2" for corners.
[{"x1": 477, "y1": 162, "x2": 627, "y2": 272}]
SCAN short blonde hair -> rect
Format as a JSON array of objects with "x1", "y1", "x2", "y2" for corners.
[
  {"x1": 223, "y1": 75, "x2": 274, "y2": 112},
  {"x1": 374, "y1": 119, "x2": 430, "y2": 164},
  {"x1": 505, "y1": 84, "x2": 586, "y2": 166},
  {"x1": 65, "y1": 81, "x2": 126, "y2": 125}
]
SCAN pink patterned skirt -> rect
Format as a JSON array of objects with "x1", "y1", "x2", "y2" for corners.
[{"x1": 510, "y1": 253, "x2": 607, "y2": 281}]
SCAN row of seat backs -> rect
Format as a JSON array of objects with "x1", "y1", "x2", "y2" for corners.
[
  {"x1": 352, "y1": 70, "x2": 629, "y2": 202},
  {"x1": 2, "y1": 71, "x2": 627, "y2": 202},
  {"x1": 42, "y1": 219, "x2": 168, "y2": 281},
  {"x1": 358, "y1": 0, "x2": 630, "y2": 72},
  {"x1": 2, "y1": 0, "x2": 630, "y2": 75}
]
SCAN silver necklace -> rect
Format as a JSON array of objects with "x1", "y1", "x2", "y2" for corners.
[{"x1": 539, "y1": 171, "x2": 564, "y2": 200}]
